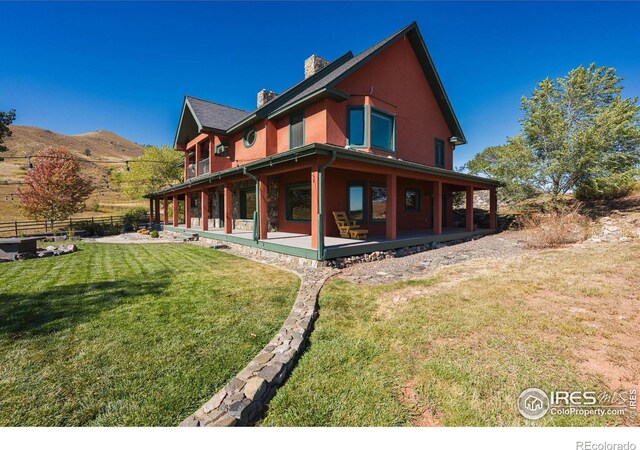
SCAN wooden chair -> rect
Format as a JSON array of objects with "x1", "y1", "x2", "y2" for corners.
[{"x1": 332, "y1": 211, "x2": 368, "y2": 240}]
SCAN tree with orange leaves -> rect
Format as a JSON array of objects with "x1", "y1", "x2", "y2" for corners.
[{"x1": 18, "y1": 147, "x2": 94, "y2": 221}]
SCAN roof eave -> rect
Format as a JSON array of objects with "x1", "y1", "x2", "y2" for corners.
[
  {"x1": 226, "y1": 113, "x2": 259, "y2": 135},
  {"x1": 148, "y1": 143, "x2": 500, "y2": 197},
  {"x1": 173, "y1": 97, "x2": 205, "y2": 149},
  {"x1": 407, "y1": 24, "x2": 466, "y2": 142},
  {"x1": 267, "y1": 88, "x2": 350, "y2": 120}
]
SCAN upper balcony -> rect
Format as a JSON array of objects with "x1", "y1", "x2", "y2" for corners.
[
  {"x1": 185, "y1": 159, "x2": 211, "y2": 180},
  {"x1": 198, "y1": 158, "x2": 210, "y2": 176},
  {"x1": 186, "y1": 163, "x2": 196, "y2": 180}
]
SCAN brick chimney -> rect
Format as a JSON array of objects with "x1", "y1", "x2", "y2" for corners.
[
  {"x1": 304, "y1": 55, "x2": 329, "y2": 79},
  {"x1": 257, "y1": 89, "x2": 277, "y2": 108}
]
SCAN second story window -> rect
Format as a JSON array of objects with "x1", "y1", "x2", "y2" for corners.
[
  {"x1": 347, "y1": 106, "x2": 365, "y2": 146},
  {"x1": 370, "y1": 109, "x2": 395, "y2": 152},
  {"x1": 435, "y1": 138, "x2": 445, "y2": 168},
  {"x1": 289, "y1": 111, "x2": 304, "y2": 149}
]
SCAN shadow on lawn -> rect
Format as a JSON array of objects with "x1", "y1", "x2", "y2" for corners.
[{"x1": 0, "y1": 272, "x2": 172, "y2": 338}]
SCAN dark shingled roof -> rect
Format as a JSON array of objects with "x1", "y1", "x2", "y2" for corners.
[
  {"x1": 185, "y1": 96, "x2": 249, "y2": 131},
  {"x1": 176, "y1": 21, "x2": 465, "y2": 147}
]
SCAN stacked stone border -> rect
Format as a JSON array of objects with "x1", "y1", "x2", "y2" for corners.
[{"x1": 179, "y1": 235, "x2": 335, "y2": 427}]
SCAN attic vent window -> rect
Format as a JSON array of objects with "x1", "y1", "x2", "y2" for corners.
[{"x1": 243, "y1": 128, "x2": 256, "y2": 148}]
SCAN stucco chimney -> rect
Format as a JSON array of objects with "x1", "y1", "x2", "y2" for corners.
[
  {"x1": 304, "y1": 55, "x2": 329, "y2": 79},
  {"x1": 257, "y1": 89, "x2": 278, "y2": 108}
]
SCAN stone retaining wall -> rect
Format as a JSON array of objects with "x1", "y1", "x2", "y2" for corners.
[
  {"x1": 197, "y1": 236, "x2": 324, "y2": 268},
  {"x1": 179, "y1": 242, "x2": 334, "y2": 427}
]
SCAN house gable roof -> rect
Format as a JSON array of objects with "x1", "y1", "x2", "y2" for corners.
[
  {"x1": 174, "y1": 96, "x2": 249, "y2": 148},
  {"x1": 174, "y1": 21, "x2": 465, "y2": 148}
]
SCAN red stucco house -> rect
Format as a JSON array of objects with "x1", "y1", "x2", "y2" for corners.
[{"x1": 147, "y1": 22, "x2": 500, "y2": 261}]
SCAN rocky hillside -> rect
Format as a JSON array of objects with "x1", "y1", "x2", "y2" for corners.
[{"x1": 0, "y1": 126, "x2": 147, "y2": 220}]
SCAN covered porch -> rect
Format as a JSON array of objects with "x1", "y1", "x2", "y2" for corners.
[
  {"x1": 147, "y1": 145, "x2": 500, "y2": 261},
  {"x1": 160, "y1": 225, "x2": 496, "y2": 260}
]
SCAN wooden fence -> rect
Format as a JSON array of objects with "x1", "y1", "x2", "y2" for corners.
[{"x1": 0, "y1": 214, "x2": 150, "y2": 238}]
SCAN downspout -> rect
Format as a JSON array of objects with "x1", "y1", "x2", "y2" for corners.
[
  {"x1": 317, "y1": 150, "x2": 337, "y2": 260},
  {"x1": 242, "y1": 167, "x2": 260, "y2": 242}
]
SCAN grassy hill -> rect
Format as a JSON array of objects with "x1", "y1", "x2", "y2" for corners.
[{"x1": 0, "y1": 125, "x2": 147, "y2": 221}]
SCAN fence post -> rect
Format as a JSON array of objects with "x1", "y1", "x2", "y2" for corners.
[
  {"x1": 91, "y1": 217, "x2": 94, "y2": 225},
  {"x1": 14, "y1": 221, "x2": 18, "y2": 236},
  {"x1": 110, "y1": 216, "x2": 113, "y2": 226},
  {"x1": 44, "y1": 220, "x2": 48, "y2": 233}
]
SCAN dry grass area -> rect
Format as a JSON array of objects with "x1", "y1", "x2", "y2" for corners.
[
  {"x1": 265, "y1": 240, "x2": 640, "y2": 426},
  {"x1": 0, "y1": 125, "x2": 146, "y2": 221},
  {"x1": 518, "y1": 206, "x2": 593, "y2": 249}
]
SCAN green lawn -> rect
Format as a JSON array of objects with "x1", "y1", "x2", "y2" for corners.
[
  {"x1": 0, "y1": 243, "x2": 299, "y2": 426},
  {"x1": 263, "y1": 243, "x2": 640, "y2": 426}
]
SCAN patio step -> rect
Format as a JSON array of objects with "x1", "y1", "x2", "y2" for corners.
[{"x1": 180, "y1": 232, "x2": 199, "y2": 241}]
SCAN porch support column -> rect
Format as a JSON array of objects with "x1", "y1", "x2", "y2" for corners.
[
  {"x1": 172, "y1": 195, "x2": 178, "y2": 227},
  {"x1": 209, "y1": 139, "x2": 215, "y2": 173},
  {"x1": 385, "y1": 173, "x2": 397, "y2": 240},
  {"x1": 445, "y1": 191, "x2": 454, "y2": 228},
  {"x1": 149, "y1": 198, "x2": 154, "y2": 224},
  {"x1": 310, "y1": 168, "x2": 320, "y2": 250},
  {"x1": 258, "y1": 176, "x2": 269, "y2": 240},
  {"x1": 224, "y1": 183, "x2": 233, "y2": 234},
  {"x1": 163, "y1": 197, "x2": 168, "y2": 225},
  {"x1": 489, "y1": 188, "x2": 497, "y2": 229},
  {"x1": 201, "y1": 190, "x2": 209, "y2": 231},
  {"x1": 154, "y1": 199, "x2": 160, "y2": 224},
  {"x1": 466, "y1": 186, "x2": 474, "y2": 232},
  {"x1": 185, "y1": 193, "x2": 191, "y2": 229},
  {"x1": 433, "y1": 181, "x2": 442, "y2": 235},
  {"x1": 195, "y1": 142, "x2": 201, "y2": 176}
]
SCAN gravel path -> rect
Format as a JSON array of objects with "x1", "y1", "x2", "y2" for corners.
[
  {"x1": 84, "y1": 232, "x2": 181, "y2": 244},
  {"x1": 339, "y1": 231, "x2": 528, "y2": 284}
]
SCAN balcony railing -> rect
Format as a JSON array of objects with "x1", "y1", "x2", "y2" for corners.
[
  {"x1": 198, "y1": 158, "x2": 210, "y2": 176},
  {"x1": 187, "y1": 164, "x2": 196, "y2": 180}
]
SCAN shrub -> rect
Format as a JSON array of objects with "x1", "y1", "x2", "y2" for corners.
[
  {"x1": 72, "y1": 220, "x2": 121, "y2": 237},
  {"x1": 122, "y1": 207, "x2": 148, "y2": 231},
  {"x1": 518, "y1": 205, "x2": 592, "y2": 249},
  {"x1": 150, "y1": 230, "x2": 159, "y2": 238},
  {"x1": 575, "y1": 173, "x2": 639, "y2": 200}
]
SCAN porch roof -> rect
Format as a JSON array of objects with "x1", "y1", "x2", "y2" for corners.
[{"x1": 146, "y1": 144, "x2": 501, "y2": 198}]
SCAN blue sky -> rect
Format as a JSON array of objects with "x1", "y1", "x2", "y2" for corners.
[{"x1": 2, "y1": 1, "x2": 639, "y2": 167}]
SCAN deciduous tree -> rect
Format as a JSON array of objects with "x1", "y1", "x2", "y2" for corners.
[
  {"x1": 467, "y1": 64, "x2": 640, "y2": 202},
  {"x1": 111, "y1": 145, "x2": 183, "y2": 199},
  {"x1": 0, "y1": 109, "x2": 16, "y2": 152},
  {"x1": 18, "y1": 147, "x2": 94, "y2": 221},
  {"x1": 465, "y1": 135, "x2": 540, "y2": 202},
  {"x1": 521, "y1": 64, "x2": 640, "y2": 200}
]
